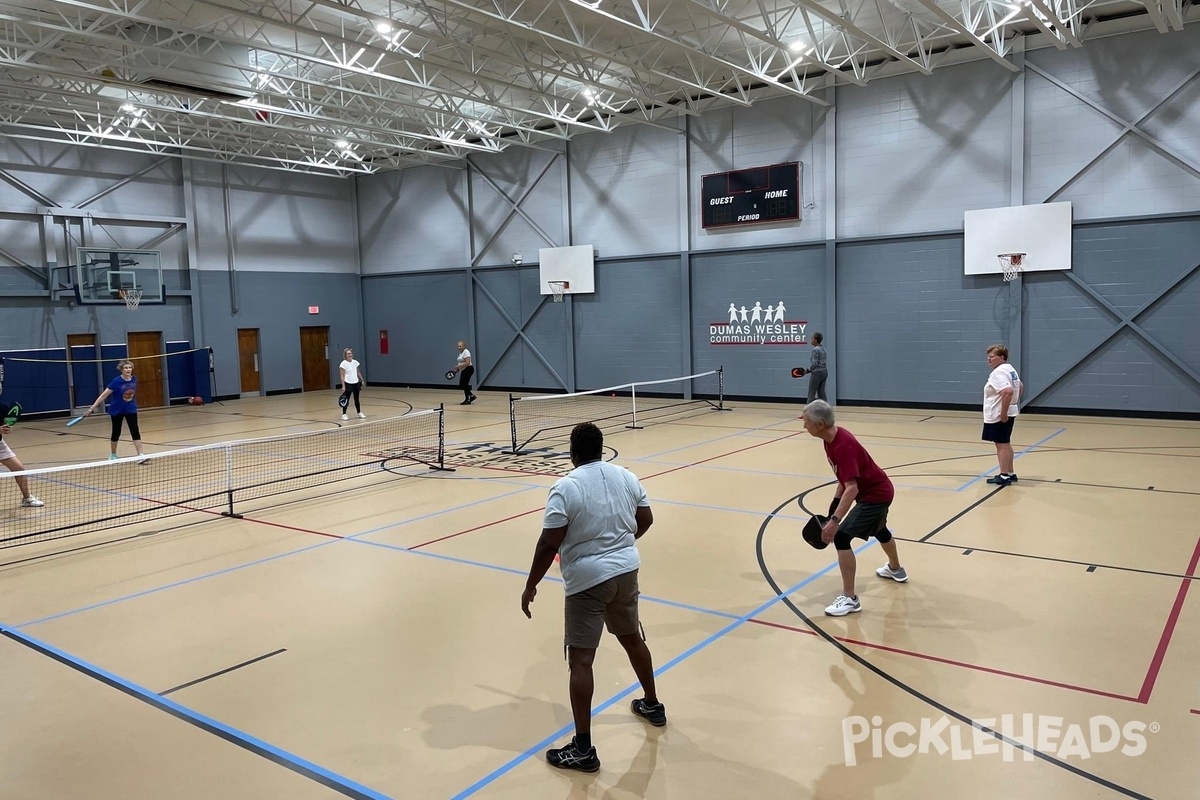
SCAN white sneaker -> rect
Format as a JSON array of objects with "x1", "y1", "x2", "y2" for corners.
[
  {"x1": 357, "y1": 412, "x2": 366, "y2": 419},
  {"x1": 108, "y1": 454, "x2": 119, "y2": 461},
  {"x1": 341, "y1": 414, "x2": 348, "y2": 421},
  {"x1": 876, "y1": 564, "x2": 909, "y2": 583},
  {"x1": 21, "y1": 496, "x2": 44, "y2": 508},
  {"x1": 824, "y1": 594, "x2": 861, "y2": 616}
]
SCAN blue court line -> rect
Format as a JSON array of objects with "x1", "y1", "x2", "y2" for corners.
[
  {"x1": 0, "y1": 625, "x2": 392, "y2": 800},
  {"x1": 449, "y1": 539, "x2": 878, "y2": 800},
  {"x1": 15, "y1": 484, "x2": 542, "y2": 629},
  {"x1": 957, "y1": 427, "x2": 1066, "y2": 491}
]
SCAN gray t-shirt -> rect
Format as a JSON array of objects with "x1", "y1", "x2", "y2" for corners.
[{"x1": 543, "y1": 460, "x2": 648, "y2": 595}]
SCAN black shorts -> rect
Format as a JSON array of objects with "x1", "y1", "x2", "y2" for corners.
[
  {"x1": 833, "y1": 501, "x2": 893, "y2": 551},
  {"x1": 982, "y1": 418, "x2": 1016, "y2": 444}
]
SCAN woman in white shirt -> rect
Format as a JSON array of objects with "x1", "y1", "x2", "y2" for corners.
[
  {"x1": 453, "y1": 340, "x2": 477, "y2": 405},
  {"x1": 338, "y1": 348, "x2": 366, "y2": 419}
]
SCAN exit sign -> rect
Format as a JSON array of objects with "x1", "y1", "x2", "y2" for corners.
[{"x1": 308, "y1": 306, "x2": 319, "y2": 314}]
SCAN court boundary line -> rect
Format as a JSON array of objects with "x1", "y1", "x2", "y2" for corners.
[
  {"x1": 447, "y1": 541, "x2": 878, "y2": 800},
  {"x1": 1136, "y1": 535, "x2": 1200, "y2": 704},
  {"x1": 0, "y1": 626, "x2": 392, "y2": 800},
  {"x1": 755, "y1": 495, "x2": 1154, "y2": 800},
  {"x1": 161, "y1": 648, "x2": 288, "y2": 696}
]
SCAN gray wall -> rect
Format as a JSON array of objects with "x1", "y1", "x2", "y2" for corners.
[{"x1": 5, "y1": 25, "x2": 1200, "y2": 416}]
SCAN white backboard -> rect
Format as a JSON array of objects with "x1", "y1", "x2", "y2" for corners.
[
  {"x1": 964, "y1": 201, "x2": 1072, "y2": 275},
  {"x1": 539, "y1": 245, "x2": 595, "y2": 294}
]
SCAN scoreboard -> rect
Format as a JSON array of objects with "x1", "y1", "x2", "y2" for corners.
[{"x1": 701, "y1": 162, "x2": 801, "y2": 229}]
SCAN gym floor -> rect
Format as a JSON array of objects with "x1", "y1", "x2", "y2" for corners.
[{"x1": 1, "y1": 388, "x2": 1196, "y2": 799}]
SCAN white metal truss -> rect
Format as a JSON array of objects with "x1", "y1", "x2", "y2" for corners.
[{"x1": 0, "y1": 0, "x2": 1191, "y2": 174}]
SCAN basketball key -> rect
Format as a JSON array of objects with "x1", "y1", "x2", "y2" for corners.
[{"x1": 791, "y1": 367, "x2": 807, "y2": 378}]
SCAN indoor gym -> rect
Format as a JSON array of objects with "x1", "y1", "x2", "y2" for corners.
[{"x1": 1, "y1": 3, "x2": 1199, "y2": 799}]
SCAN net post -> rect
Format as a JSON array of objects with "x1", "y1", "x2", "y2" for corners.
[
  {"x1": 714, "y1": 365, "x2": 731, "y2": 411},
  {"x1": 427, "y1": 403, "x2": 455, "y2": 471},
  {"x1": 221, "y1": 443, "x2": 243, "y2": 518},
  {"x1": 509, "y1": 394, "x2": 519, "y2": 453},
  {"x1": 626, "y1": 385, "x2": 642, "y2": 430}
]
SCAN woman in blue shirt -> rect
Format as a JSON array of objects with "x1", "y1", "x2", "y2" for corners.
[{"x1": 84, "y1": 360, "x2": 147, "y2": 462}]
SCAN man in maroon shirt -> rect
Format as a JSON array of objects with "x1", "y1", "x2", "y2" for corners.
[{"x1": 800, "y1": 400, "x2": 908, "y2": 616}]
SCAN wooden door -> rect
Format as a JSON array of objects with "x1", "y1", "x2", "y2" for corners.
[
  {"x1": 66, "y1": 333, "x2": 97, "y2": 410},
  {"x1": 237, "y1": 328, "x2": 261, "y2": 396},
  {"x1": 299, "y1": 326, "x2": 330, "y2": 392},
  {"x1": 127, "y1": 331, "x2": 165, "y2": 409}
]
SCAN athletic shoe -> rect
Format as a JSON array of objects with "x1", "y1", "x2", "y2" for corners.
[
  {"x1": 631, "y1": 698, "x2": 667, "y2": 727},
  {"x1": 356, "y1": 412, "x2": 366, "y2": 419},
  {"x1": 459, "y1": 399, "x2": 470, "y2": 405},
  {"x1": 108, "y1": 454, "x2": 118, "y2": 461},
  {"x1": 825, "y1": 594, "x2": 861, "y2": 616},
  {"x1": 468, "y1": 393, "x2": 477, "y2": 404},
  {"x1": 1008, "y1": 474, "x2": 1019, "y2": 483},
  {"x1": 545, "y1": 737, "x2": 600, "y2": 773},
  {"x1": 986, "y1": 474, "x2": 1012, "y2": 485},
  {"x1": 341, "y1": 414, "x2": 349, "y2": 421},
  {"x1": 137, "y1": 457, "x2": 149, "y2": 465},
  {"x1": 876, "y1": 564, "x2": 908, "y2": 583},
  {"x1": 20, "y1": 496, "x2": 44, "y2": 508}
]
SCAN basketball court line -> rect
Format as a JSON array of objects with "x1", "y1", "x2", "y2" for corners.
[
  {"x1": 896, "y1": 537, "x2": 1200, "y2": 582},
  {"x1": 0, "y1": 626, "x2": 391, "y2": 800},
  {"x1": 745, "y1": 618, "x2": 1139, "y2": 702},
  {"x1": 160, "y1": 648, "x2": 288, "y2": 696},
  {"x1": 447, "y1": 541, "x2": 880, "y2": 800},
  {"x1": 955, "y1": 427, "x2": 1067, "y2": 490},
  {"x1": 754, "y1": 498, "x2": 1153, "y2": 800},
  {"x1": 1135, "y1": 535, "x2": 1200, "y2": 704}
]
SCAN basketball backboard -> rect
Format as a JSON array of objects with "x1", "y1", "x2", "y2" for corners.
[
  {"x1": 963, "y1": 202, "x2": 1072, "y2": 276},
  {"x1": 74, "y1": 249, "x2": 165, "y2": 304},
  {"x1": 539, "y1": 245, "x2": 595, "y2": 295}
]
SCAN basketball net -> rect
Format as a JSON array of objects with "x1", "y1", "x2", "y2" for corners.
[
  {"x1": 997, "y1": 253, "x2": 1026, "y2": 283},
  {"x1": 118, "y1": 288, "x2": 143, "y2": 309},
  {"x1": 548, "y1": 280, "x2": 568, "y2": 303}
]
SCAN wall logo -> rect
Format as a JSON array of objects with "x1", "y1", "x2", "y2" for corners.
[
  {"x1": 842, "y1": 714, "x2": 1156, "y2": 766},
  {"x1": 710, "y1": 300, "x2": 807, "y2": 345}
]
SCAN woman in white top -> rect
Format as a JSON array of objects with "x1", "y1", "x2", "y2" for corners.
[
  {"x1": 338, "y1": 348, "x2": 366, "y2": 419},
  {"x1": 453, "y1": 341, "x2": 476, "y2": 405}
]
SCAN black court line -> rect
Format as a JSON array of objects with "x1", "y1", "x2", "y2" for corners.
[
  {"x1": 757, "y1": 495, "x2": 1153, "y2": 800},
  {"x1": 894, "y1": 537, "x2": 1200, "y2": 582},
  {"x1": 0, "y1": 628, "x2": 387, "y2": 799},
  {"x1": 919, "y1": 486, "x2": 1006, "y2": 542},
  {"x1": 917, "y1": 416, "x2": 934, "y2": 422},
  {"x1": 161, "y1": 648, "x2": 287, "y2": 696}
]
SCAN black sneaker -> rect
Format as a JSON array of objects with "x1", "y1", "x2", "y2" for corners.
[
  {"x1": 459, "y1": 399, "x2": 471, "y2": 405},
  {"x1": 545, "y1": 737, "x2": 600, "y2": 772},
  {"x1": 631, "y1": 698, "x2": 667, "y2": 727},
  {"x1": 985, "y1": 474, "x2": 1012, "y2": 485},
  {"x1": 1008, "y1": 474, "x2": 1018, "y2": 483}
]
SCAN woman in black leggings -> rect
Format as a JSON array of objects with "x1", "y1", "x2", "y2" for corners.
[{"x1": 454, "y1": 340, "x2": 477, "y2": 405}]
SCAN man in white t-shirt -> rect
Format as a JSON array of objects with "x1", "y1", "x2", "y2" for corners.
[
  {"x1": 338, "y1": 348, "x2": 366, "y2": 420},
  {"x1": 982, "y1": 344, "x2": 1022, "y2": 486},
  {"x1": 521, "y1": 422, "x2": 665, "y2": 773},
  {"x1": 452, "y1": 340, "x2": 476, "y2": 405}
]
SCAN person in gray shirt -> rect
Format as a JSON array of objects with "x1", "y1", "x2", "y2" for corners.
[
  {"x1": 521, "y1": 422, "x2": 665, "y2": 773},
  {"x1": 808, "y1": 331, "x2": 829, "y2": 403}
]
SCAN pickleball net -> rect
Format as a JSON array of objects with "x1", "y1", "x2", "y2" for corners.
[
  {"x1": 509, "y1": 368, "x2": 724, "y2": 453},
  {"x1": 0, "y1": 407, "x2": 448, "y2": 550}
]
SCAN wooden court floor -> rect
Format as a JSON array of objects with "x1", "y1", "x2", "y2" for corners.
[{"x1": 1, "y1": 388, "x2": 1197, "y2": 800}]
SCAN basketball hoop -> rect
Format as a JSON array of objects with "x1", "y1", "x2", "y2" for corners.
[
  {"x1": 997, "y1": 253, "x2": 1026, "y2": 283},
  {"x1": 118, "y1": 288, "x2": 143, "y2": 309},
  {"x1": 548, "y1": 280, "x2": 569, "y2": 303}
]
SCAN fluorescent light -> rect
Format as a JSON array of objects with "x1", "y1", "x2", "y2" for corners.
[{"x1": 375, "y1": 21, "x2": 393, "y2": 34}]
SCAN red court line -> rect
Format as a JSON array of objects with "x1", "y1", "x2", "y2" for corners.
[
  {"x1": 747, "y1": 618, "x2": 1139, "y2": 702},
  {"x1": 1190, "y1": 709, "x2": 1200, "y2": 716},
  {"x1": 406, "y1": 429, "x2": 805, "y2": 550},
  {"x1": 1136, "y1": 534, "x2": 1200, "y2": 704}
]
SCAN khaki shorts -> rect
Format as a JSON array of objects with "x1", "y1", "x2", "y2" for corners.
[{"x1": 564, "y1": 569, "x2": 642, "y2": 650}]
